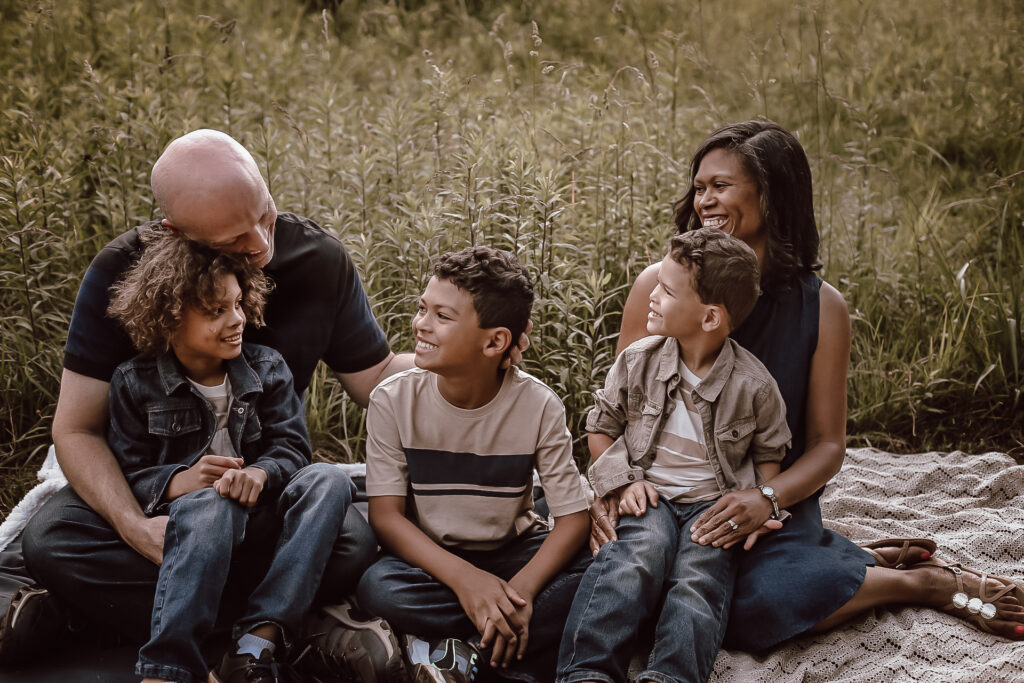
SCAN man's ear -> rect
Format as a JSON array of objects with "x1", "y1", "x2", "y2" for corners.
[
  {"x1": 701, "y1": 304, "x2": 727, "y2": 333},
  {"x1": 482, "y1": 327, "x2": 513, "y2": 358},
  {"x1": 161, "y1": 218, "x2": 181, "y2": 235}
]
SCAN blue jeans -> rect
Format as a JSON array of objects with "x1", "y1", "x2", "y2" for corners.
[
  {"x1": 557, "y1": 499, "x2": 736, "y2": 683},
  {"x1": 136, "y1": 463, "x2": 353, "y2": 683},
  {"x1": 356, "y1": 528, "x2": 591, "y2": 683}
]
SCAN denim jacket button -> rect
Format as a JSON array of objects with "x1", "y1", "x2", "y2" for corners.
[
  {"x1": 236, "y1": 406, "x2": 244, "y2": 414},
  {"x1": 172, "y1": 423, "x2": 180, "y2": 432},
  {"x1": 731, "y1": 429, "x2": 738, "y2": 437},
  {"x1": 627, "y1": 474, "x2": 635, "y2": 481}
]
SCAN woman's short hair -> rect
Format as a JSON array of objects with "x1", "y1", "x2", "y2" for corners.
[
  {"x1": 107, "y1": 229, "x2": 271, "y2": 356},
  {"x1": 673, "y1": 120, "x2": 821, "y2": 289}
]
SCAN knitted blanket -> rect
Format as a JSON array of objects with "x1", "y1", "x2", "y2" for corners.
[{"x1": 711, "y1": 447, "x2": 1024, "y2": 682}]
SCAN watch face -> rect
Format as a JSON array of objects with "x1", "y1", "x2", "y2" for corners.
[{"x1": 761, "y1": 486, "x2": 775, "y2": 497}]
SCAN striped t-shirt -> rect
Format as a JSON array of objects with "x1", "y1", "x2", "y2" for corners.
[
  {"x1": 644, "y1": 362, "x2": 719, "y2": 502},
  {"x1": 365, "y1": 366, "x2": 589, "y2": 550}
]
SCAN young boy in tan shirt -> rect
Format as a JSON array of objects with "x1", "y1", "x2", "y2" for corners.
[{"x1": 356, "y1": 246, "x2": 591, "y2": 683}]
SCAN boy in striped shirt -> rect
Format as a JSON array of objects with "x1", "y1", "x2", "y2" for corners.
[{"x1": 356, "y1": 246, "x2": 590, "y2": 683}]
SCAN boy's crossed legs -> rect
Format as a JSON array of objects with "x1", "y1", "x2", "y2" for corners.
[
  {"x1": 138, "y1": 463, "x2": 353, "y2": 683},
  {"x1": 357, "y1": 528, "x2": 592, "y2": 682},
  {"x1": 557, "y1": 499, "x2": 737, "y2": 683}
]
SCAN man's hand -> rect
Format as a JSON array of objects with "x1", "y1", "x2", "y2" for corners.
[
  {"x1": 125, "y1": 515, "x2": 169, "y2": 566},
  {"x1": 617, "y1": 481, "x2": 659, "y2": 517},
  {"x1": 588, "y1": 492, "x2": 620, "y2": 555},
  {"x1": 453, "y1": 567, "x2": 528, "y2": 662},
  {"x1": 214, "y1": 466, "x2": 267, "y2": 507},
  {"x1": 500, "y1": 321, "x2": 533, "y2": 370},
  {"x1": 167, "y1": 455, "x2": 244, "y2": 501}
]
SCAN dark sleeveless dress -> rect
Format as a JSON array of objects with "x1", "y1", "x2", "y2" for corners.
[{"x1": 725, "y1": 272, "x2": 873, "y2": 651}]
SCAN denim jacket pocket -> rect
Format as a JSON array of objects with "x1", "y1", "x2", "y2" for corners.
[
  {"x1": 715, "y1": 415, "x2": 757, "y2": 468},
  {"x1": 147, "y1": 401, "x2": 202, "y2": 438}
]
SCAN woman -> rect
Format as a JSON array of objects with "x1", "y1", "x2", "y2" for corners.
[{"x1": 588, "y1": 120, "x2": 1024, "y2": 649}]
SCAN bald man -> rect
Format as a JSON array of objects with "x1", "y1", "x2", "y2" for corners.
[{"x1": 18, "y1": 130, "x2": 414, "y2": 674}]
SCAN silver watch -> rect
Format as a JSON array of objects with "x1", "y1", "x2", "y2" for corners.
[{"x1": 758, "y1": 485, "x2": 780, "y2": 520}]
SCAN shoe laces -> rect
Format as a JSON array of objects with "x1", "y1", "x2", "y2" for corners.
[{"x1": 244, "y1": 656, "x2": 284, "y2": 682}]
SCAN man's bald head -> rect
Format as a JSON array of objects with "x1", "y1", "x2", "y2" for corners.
[{"x1": 151, "y1": 129, "x2": 277, "y2": 266}]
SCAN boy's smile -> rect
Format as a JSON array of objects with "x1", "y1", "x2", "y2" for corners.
[
  {"x1": 647, "y1": 257, "x2": 708, "y2": 342},
  {"x1": 171, "y1": 272, "x2": 246, "y2": 383},
  {"x1": 412, "y1": 277, "x2": 490, "y2": 376}
]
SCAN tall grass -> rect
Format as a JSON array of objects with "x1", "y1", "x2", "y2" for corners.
[{"x1": 1, "y1": 0, "x2": 1021, "y2": 514}]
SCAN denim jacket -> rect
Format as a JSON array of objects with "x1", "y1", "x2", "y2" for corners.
[
  {"x1": 107, "y1": 343, "x2": 311, "y2": 516},
  {"x1": 587, "y1": 335, "x2": 791, "y2": 500}
]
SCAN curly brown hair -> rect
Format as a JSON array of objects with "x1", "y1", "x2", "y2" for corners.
[{"x1": 107, "y1": 229, "x2": 272, "y2": 356}]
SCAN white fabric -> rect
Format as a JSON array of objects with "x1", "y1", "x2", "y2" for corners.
[{"x1": 0, "y1": 446, "x2": 66, "y2": 552}]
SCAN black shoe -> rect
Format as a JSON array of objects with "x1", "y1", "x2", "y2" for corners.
[
  {"x1": 0, "y1": 585, "x2": 71, "y2": 666},
  {"x1": 293, "y1": 599, "x2": 405, "y2": 683},
  {"x1": 212, "y1": 648, "x2": 300, "y2": 683}
]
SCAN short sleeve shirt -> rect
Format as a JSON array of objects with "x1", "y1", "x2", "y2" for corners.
[
  {"x1": 63, "y1": 212, "x2": 390, "y2": 394},
  {"x1": 365, "y1": 367, "x2": 589, "y2": 550}
]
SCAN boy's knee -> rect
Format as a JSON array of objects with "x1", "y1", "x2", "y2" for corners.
[
  {"x1": 169, "y1": 488, "x2": 246, "y2": 539},
  {"x1": 287, "y1": 463, "x2": 355, "y2": 506}
]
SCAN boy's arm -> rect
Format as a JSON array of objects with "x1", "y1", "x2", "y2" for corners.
[
  {"x1": 369, "y1": 496, "x2": 528, "y2": 656},
  {"x1": 106, "y1": 367, "x2": 191, "y2": 516},
  {"x1": 243, "y1": 355, "x2": 312, "y2": 499}
]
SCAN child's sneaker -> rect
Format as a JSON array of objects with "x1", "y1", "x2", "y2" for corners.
[
  {"x1": 404, "y1": 635, "x2": 481, "y2": 683},
  {"x1": 293, "y1": 599, "x2": 405, "y2": 683},
  {"x1": 211, "y1": 648, "x2": 300, "y2": 683}
]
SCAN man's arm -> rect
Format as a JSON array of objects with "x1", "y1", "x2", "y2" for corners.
[
  {"x1": 336, "y1": 352, "x2": 414, "y2": 409},
  {"x1": 51, "y1": 368, "x2": 166, "y2": 564}
]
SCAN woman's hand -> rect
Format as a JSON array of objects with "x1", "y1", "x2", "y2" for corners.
[
  {"x1": 588, "y1": 492, "x2": 620, "y2": 555},
  {"x1": 500, "y1": 321, "x2": 533, "y2": 369},
  {"x1": 690, "y1": 488, "x2": 777, "y2": 549}
]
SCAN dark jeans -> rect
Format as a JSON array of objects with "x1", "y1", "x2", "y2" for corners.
[
  {"x1": 21, "y1": 469, "x2": 377, "y2": 647},
  {"x1": 356, "y1": 528, "x2": 592, "y2": 683},
  {"x1": 557, "y1": 499, "x2": 736, "y2": 683}
]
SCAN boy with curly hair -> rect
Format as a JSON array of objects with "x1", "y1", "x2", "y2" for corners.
[
  {"x1": 105, "y1": 230, "x2": 355, "y2": 683},
  {"x1": 356, "y1": 246, "x2": 591, "y2": 683}
]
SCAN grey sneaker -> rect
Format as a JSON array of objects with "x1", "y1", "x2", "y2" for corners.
[
  {"x1": 405, "y1": 636, "x2": 481, "y2": 683},
  {"x1": 293, "y1": 599, "x2": 405, "y2": 683}
]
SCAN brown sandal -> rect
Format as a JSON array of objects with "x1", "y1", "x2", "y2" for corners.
[
  {"x1": 861, "y1": 537, "x2": 937, "y2": 569},
  {"x1": 921, "y1": 558, "x2": 1024, "y2": 639}
]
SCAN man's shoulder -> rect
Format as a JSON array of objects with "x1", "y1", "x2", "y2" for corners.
[{"x1": 89, "y1": 222, "x2": 159, "y2": 274}]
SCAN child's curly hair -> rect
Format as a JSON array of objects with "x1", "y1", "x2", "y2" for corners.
[{"x1": 107, "y1": 229, "x2": 272, "y2": 356}]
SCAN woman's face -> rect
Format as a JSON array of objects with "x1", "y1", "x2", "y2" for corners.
[{"x1": 692, "y1": 147, "x2": 764, "y2": 247}]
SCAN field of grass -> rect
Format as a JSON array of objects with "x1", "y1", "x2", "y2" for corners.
[{"x1": 1, "y1": 0, "x2": 1021, "y2": 515}]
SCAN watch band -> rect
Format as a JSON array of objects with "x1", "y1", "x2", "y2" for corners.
[{"x1": 758, "y1": 485, "x2": 780, "y2": 520}]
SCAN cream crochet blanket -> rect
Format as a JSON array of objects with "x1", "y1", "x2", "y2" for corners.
[{"x1": 711, "y1": 447, "x2": 1024, "y2": 682}]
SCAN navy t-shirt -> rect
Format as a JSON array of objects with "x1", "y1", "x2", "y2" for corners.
[{"x1": 63, "y1": 212, "x2": 391, "y2": 395}]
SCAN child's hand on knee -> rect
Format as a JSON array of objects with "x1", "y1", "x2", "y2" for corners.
[
  {"x1": 214, "y1": 466, "x2": 267, "y2": 507},
  {"x1": 617, "y1": 481, "x2": 659, "y2": 517},
  {"x1": 166, "y1": 455, "x2": 244, "y2": 501}
]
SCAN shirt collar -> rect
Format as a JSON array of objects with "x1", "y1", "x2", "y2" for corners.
[
  {"x1": 690, "y1": 337, "x2": 737, "y2": 403},
  {"x1": 157, "y1": 350, "x2": 262, "y2": 398}
]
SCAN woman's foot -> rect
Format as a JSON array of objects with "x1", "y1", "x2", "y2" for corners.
[
  {"x1": 908, "y1": 560, "x2": 1024, "y2": 639},
  {"x1": 862, "y1": 538, "x2": 936, "y2": 569}
]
